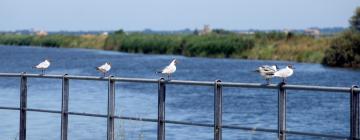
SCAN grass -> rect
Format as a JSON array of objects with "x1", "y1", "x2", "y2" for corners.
[{"x1": 0, "y1": 32, "x2": 336, "y2": 64}]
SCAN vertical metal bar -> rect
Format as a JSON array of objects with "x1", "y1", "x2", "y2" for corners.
[
  {"x1": 278, "y1": 82, "x2": 287, "y2": 140},
  {"x1": 157, "y1": 78, "x2": 166, "y2": 140},
  {"x1": 61, "y1": 74, "x2": 69, "y2": 140},
  {"x1": 19, "y1": 72, "x2": 27, "y2": 140},
  {"x1": 107, "y1": 76, "x2": 115, "y2": 140},
  {"x1": 214, "y1": 80, "x2": 222, "y2": 140},
  {"x1": 350, "y1": 85, "x2": 359, "y2": 140}
]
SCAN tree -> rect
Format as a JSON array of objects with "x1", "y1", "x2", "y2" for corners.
[
  {"x1": 114, "y1": 29, "x2": 125, "y2": 35},
  {"x1": 350, "y1": 7, "x2": 360, "y2": 32},
  {"x1": 212, "y1": 29, "x2": 234, "y2": 35},
  {"x1": 322, "y1": 30, "x2": 360, "y2": 67},
  {"x1": 322, "y1": 6, "x2": 360, "y2": 68}
]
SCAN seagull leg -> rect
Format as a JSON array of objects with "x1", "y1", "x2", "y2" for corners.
[
  {"x1": 168, "y1": 74, "x2": 170, "y2": 80},
  {"x1": 266, "y1": 79, "x2": 270, "y2": 85}
]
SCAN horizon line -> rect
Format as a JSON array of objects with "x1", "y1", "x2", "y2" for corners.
[{"x1": 0, "y1": 26, "x2": 349, "y2": 32}]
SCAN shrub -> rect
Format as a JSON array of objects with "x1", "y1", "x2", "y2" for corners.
[{"x1": 322, "y1": 30, "x2": 360, "y2": 67}]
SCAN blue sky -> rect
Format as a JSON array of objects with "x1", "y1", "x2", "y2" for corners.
[{"x1": 1, "y1": 0, "x2": 359, "y2": 31}]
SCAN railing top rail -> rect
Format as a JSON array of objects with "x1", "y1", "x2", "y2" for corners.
[{"x1": 0, "y1": 72, "x2": 358, "y2": 93}]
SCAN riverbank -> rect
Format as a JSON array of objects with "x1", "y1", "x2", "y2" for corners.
[{"x1": 0, "y1": 32, "x2": 334, "y2": 63}]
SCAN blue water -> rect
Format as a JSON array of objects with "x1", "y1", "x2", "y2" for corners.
[{"x1": 0, "y1": 45, "x2": 359, "y2": 140}]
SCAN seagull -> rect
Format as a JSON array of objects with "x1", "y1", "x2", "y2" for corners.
[
  {"x1": 33, "y1": 59, "x2": 50, "y2": 75},
  {"x1": 96, "y1": 62, "x2": 111, "y2": 77},
  {"x1": 157, "y1": 59, "x2": 178, "y2": 80},
  {"x1": 256, "y1": 65, "x2": 278, "y2": 84},
  {"x1": 274, "y1": 65, "x2": 295, "y2": 82}
]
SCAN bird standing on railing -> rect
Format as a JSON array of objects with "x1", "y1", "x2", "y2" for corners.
[
  {"x1": 274, "y1": 65, "x2": 295, "y2": 82},
  {"x1": 157, "y1": 59, "x2": 178, "y2": 80},
  {"x1": 255, "y1": 65, "x2": 278, "y2": 84},
  {"x1": 33, "y1": 59, "x2": 50, "y2": 75},
  {"x1": 96, "y1": 62, "x2": 111, "y2": 77}
]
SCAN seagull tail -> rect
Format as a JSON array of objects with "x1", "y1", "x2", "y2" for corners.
[
  {"x1": 156, "y1": 71, "x2": 162, "y2": 74},
  {"x1": 253, "y1": 69, "x2": 260, "y2": 73},
  {"x1": 95, "y1": 67, "x2": 100, "y2": 70}
]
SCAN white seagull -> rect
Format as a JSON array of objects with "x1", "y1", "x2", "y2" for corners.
[
  {"x1": 96, "y1": 62, "x2": 111, "y2": 77},
  {"x1": 256, "y1": 65, "x2": 278, "y2": 84},
  {"x1": 157, "y1": 59, "x2": 178, "y2": 80},
  {"x1": 33, "y1": 59, "x2": 51, "y2": 75},
  {"x1": 274, "y1": 65, "x2": 295, "y2": 82}
]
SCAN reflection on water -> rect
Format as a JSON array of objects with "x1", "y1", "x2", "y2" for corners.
[{"x1": 0, "y1": 45, "x2": 359, "y2": 140}]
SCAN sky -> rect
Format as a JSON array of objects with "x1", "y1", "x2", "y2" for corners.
[{"x1": 0, "y1": 0, "x2": 359, "y2": 31}]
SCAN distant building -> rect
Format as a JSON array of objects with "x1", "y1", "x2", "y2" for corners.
[
  {"x1": 101, "y1": 32, "x2": 109, "y2": 36},
  {"x1": 237, "y1": 31, "x2": 255, "y2": 35},
  {"x1": 35, "y1": 30, "x2": 48, "y2": 36},
  {"x1": 282, "y1": 28, "x2": 291, "y2": 34},
  {"x1": 199, "y1": 25, "x2": 212, "y2": 35},
  {"x1": 304, "y1": 28, "x2": 320, "y2": 38}
]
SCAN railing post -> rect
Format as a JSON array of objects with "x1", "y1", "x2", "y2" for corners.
[
  {"x1": 350, "y1": 85, "x2": 359, "y2": 140},
  {"x1": 61, "y1": 74, "x2": 69, "y2": 140},
  {"x1": 19, "y1": 72, "x2": 27, "y2": 140},
  {"x1": 278, "y1": 82, "x2": 286, "y2": 140},
  {"x1": 214, "y1": 80, "x2": 222, "y2": 140},
  {"x1": 107, "y1": 76, "x2": 115, "y2": 140},
  {"x1": 158, "y1": 78, "x2": 166, "y2": 140}
]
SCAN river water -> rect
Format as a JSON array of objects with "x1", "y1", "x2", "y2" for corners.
[{"x1": 0, "y1": 45, "x2": 359, "y2": 140}]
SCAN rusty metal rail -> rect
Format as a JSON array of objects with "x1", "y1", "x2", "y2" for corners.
[{"x1": 0, "y1": 72, "x2": 358, "y2": 140}]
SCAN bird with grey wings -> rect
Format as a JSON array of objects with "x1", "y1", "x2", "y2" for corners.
[
  {"x1": 33, "y1": 59, "x2": 51, "y2": 75},
  {"x1": 96, "y1": 62, "x2": 111, "y2": 77},
  {"x1": 274, "y1": 65, "x2": 295, "y2": 82},
  {"x1": 255, "y1": 65, "x2": 278, "y2": 84},
  {"x1": 157, "y1": 59, "x2": 178, "y2": 80}
]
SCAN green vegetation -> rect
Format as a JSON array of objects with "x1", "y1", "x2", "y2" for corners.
[
  {"x1": 0, "y1": 34, "x2": 106, "y2": 49},
  {"x1": 1, "y1": 10, "x2": 359, "y2": 68},
  {"x1": 322, "y1": 7, "x2": 360, "y2": 68},
  {"x1": 246, "y1": 33, "x2": 331, "y2": 63},
  {"x1": 0, "y1": 31, "x2": 331, "y2": 63},
  {"x1": 2, "y1": 5, "x2": 360, "y2": 68},
  {"x1": 322, "y1": 30, "x2": 360, "y2": 67}
]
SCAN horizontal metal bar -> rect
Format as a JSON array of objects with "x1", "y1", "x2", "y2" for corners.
[
  {"x1": 222, "y1": 82, "x2": 279, "y2": 89},
  {"x1": 0, "y1": 106, "x2": 20, "y2": 110},
  {"x1": 0, "y1": 73, "x2": 22, "y2": 77},
  {"x1": 114, "y1": 116, "x2": 158, "y2": 123},
  {"x1": 165, "y1": 120, "x2": 214, "y2": 127},
  {"x1": 0, "y1": 106, "x2": 351, "y2": 139},
  {"x1": 26, "y1": 108, "x2": 62, "y2": 114},
  {"x1": 286, "y1": 130, "x2": 349, "y2": 139},
  {"x1": 222, "y1": 125, "x2": 278, "y2": 133},
  {"x1": 167, "y1": 80, "x2": 214, "y2": 86},
  {"x1": 222, "y1": 82, "x2": 357, "y2": 93},
  {"x1": 0, "y1": 73, "x2": 358, "y2": 92},
  {"x1": 112, "y1": 77, "x2": 158, "y2": 83},
  {"x1": 68, "y1": 112, "x2": 108, "y2": 118},
  {"x1": 284, "y1": 84, "x2": 353, "y2": 93}
]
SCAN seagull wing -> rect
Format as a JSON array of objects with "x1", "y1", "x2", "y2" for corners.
[
  {"x1": 161, "y1": 64, "x2": 176, "y2": 74},
  {"x1": 104, "y1": 64, "x2": 111, "y2": 71},
  {"x1": 161, "y1": 65, "x2": 171, "y2": 74},
  {"x1": 274, "y1": 68, "x2": 289, "y2": 77},
  {"x1": 35, "y1": 61, "x2": 49, "y2": 69},
  {"x1": 259, "y1": 65, "x2": 276, "y2": 73},
  {"x1": 96, "y1": 63, "x2": 108, "y2": 73}
]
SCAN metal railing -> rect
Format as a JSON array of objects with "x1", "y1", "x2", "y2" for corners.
[{"x1": 0, "y1": 72, "x2": 358, "y2": 140}]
